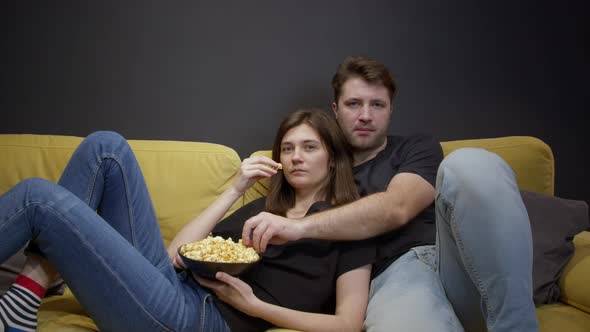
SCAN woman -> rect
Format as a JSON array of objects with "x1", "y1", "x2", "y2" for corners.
[{"x1": 0, "y1": 109, "x2": 373, "y2": 332}]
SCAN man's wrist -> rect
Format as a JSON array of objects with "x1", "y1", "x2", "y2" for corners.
[{"x1": 299, "y1": 217, "x2": 315, "y2": 240}]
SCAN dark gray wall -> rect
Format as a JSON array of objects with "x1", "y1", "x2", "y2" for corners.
[{"x1": 1, "y1": 1, "x2": 588, "y2": 205}]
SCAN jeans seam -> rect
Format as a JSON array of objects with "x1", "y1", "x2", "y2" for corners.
[
  {"x1": 199, "y1": 294, "x2": 211, "y2": 332},
  {"x1": 438, "y1": 194, "x2": 495, "y2": 324},
  {"x1": 91, "y1": 153, "x2": 138, "y2": 248},
  {"x1": 26, "y1": 201, "x2": 173, "y2": 332}
]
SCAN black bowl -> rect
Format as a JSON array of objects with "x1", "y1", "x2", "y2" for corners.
[{"x1": 177, "y1": 247, "x2": 260, "y2": 279}]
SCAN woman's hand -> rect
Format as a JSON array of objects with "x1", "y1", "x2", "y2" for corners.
[
  {"x1": 172, "y1": 252, "x2": 186, "y2": 269},
  {"x1": 232, "y1": 156, "x2": 281, "y2": 195},
  {"x1": 195, "y1": 272, "x2": 263, "y2": 317}
]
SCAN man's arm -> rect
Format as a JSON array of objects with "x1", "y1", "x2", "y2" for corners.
[{"x1": 243, "y1": 172, "x2": 435, "y2": 252}]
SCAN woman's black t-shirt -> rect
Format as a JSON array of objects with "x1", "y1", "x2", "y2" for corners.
[{"x1": 211, "y1": 198, "x2": 375, "y2": 332}]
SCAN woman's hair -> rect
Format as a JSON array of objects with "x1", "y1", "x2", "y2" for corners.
[{"x1": 265, "y1": 108, "x2": 359, "y2": 216}]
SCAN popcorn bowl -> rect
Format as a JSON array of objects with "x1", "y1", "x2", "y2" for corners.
[{"x1": 177, "y1": 240, "x2": 260, "y2": 279}]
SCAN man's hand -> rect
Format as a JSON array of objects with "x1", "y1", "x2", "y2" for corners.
[
  {"x1": 242, "y1": 212, "x2": 305, "y2": 252},
  {"x1": 195, "y1": 272, "x2": 263, "y2": 317}
]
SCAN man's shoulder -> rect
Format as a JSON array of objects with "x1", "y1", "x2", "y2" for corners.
[
  {"x1": 388, "y1": 133, "x2": 439, "y2": 145},
  {"x1": 386, "y1": 134, "x2": 441, "y2": 154}
]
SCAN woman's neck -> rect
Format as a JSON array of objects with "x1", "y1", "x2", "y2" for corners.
[{"x1": 287, "y1": 189, "x2": 325, "y2": 219}]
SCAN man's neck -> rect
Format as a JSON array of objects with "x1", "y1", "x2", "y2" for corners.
[{"x1": 353, "y1": 138, "x2": 388, "y2": 166}]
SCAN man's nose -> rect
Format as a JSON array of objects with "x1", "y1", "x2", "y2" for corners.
[{"x1": 358, "y1": 105, "x2": 372, "y2": 122}]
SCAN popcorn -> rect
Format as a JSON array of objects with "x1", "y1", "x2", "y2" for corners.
[{"x1": 180, "y1": 236, "x2": 259, "y2": 263}]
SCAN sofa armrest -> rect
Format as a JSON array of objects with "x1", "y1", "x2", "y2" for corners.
[{"x1": 559, "y1": 231, "x2": 590, "y2": 313}]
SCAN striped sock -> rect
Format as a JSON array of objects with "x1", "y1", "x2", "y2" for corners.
[{"x1": 0, "y1": 275, "x2": 45, "y2": 332}]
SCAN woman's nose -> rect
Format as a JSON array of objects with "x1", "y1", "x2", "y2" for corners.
[{"x1": 291, "y1": 148, "x2": 303, "y2": 163}]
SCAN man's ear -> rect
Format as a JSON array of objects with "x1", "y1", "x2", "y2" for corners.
[{"x1": 331, "y1": 102, "x2": 338, "y2": 118}]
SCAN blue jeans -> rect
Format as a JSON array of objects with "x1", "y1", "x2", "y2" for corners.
[
  {"x1": 0, "y1": 131, "x2": 230, "y2": 332},
  {"x1": 364, "y1": 148, "x2": 538, "y2": 332}
]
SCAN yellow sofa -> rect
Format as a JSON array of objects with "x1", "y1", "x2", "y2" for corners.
[{"x1": 0, "y1": 134, "x2": 588, "y2": 332}]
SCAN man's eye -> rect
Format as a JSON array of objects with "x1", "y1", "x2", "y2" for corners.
[{"x1": 346, "y1": 101, "x2": 360, "y2": 107}]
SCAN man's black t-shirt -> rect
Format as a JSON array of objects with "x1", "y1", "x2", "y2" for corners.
[
  {"x1": 211, "y1": 198, "x2": 375, "y2": 332},
  {"x1": 353, "y1": 134, "x2": 443, "y2": 278}
]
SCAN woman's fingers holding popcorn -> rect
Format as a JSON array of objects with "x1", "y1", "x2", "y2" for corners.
[{"x1": 234, "y1": 156, "x2": 282, "y2": 194}]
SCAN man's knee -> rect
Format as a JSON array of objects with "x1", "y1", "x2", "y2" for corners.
[{"x1": 437, "y1": 148, "x2": 515, "y2": 199}]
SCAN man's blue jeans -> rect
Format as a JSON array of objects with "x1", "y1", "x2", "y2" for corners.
[
  {"x1": 364, "y1": 148, "x2": 538, "y2": 332},
  {"x1": 0, "y1": 131, "x2": 230, "y2": 332}
]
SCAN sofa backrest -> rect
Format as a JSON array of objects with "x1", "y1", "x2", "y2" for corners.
[
  {"x1": 0, "y1": 134, "x2": 242, "y2": 245},
  {"x1": 0, "y1": 134, "x2": 555, "y2": 243},
  {"x1": 245, "y1": 136, "x2": 555, "y2": 204}
]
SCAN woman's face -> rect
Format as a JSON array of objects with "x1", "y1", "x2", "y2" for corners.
[{"x1": 280, "y1": 123, "x2": 330, "y2": 197}]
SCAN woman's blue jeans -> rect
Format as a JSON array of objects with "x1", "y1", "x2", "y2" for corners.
[
  {"x1": 364, "y1": 148, "x2": 538, "y2": 332},
  {"x1": 0, "y1": 131, "x2": 230, "y2": 332}
]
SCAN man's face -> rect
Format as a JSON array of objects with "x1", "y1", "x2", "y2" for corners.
[{"x1": 332, "y1": 77, "x2": 392, "y2": 154}]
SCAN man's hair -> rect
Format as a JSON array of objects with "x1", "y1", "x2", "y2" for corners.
[
  {"x1": 265, "y1": 109, "x2": 359, "y2": 216},
  {"x1": 331, "y1": 55, "x2": 397, "y2": 103}
]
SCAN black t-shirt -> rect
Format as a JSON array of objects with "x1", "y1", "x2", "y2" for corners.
[
  {"x1": 211, "y1": 198, "x2": 375, "y2": 332},
  {"x1": 353, "y1": 134, "x2": 443, "y2": 278}
]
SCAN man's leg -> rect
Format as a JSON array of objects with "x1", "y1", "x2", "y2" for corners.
[
  {"x1": 364, "y1": 246, "x2": 464, "y2": 332},
  {"x1": 436, "y1": 148, "x2": 538, "y2": 332}
]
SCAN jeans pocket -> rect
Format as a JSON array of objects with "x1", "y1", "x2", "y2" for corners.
[{"x1": 410, "y1": 245, "x2": 436, "y2": 270}]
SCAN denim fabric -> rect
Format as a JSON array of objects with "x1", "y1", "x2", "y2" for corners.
[
  {"x1": 364, "y1": 246, "x2": 464, "y2": 332},
  {"x1": 365, "y1": 148, "x2": 538, "y2": 332},
  {"x1": 435, "y1": 148, "x2": 538, "y2": 332},
  {"x1": 0, "y1": 132, "x2": 230, "y2": 332}
]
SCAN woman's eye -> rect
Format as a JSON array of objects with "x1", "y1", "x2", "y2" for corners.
[
  {"x1": 281, "y1": 146, "x2": 292, "y2": 153},
  {"x1": 304, "y1": 145, "x2": 317, "y2": 151}
]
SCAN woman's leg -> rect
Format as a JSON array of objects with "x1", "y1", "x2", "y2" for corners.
[
  {"x1": 58, "y1": 131, "x2": 172, "y2": 279},
  {"x1": 1, "y1": 132, "x2": 229, "y2": 331},
  {"x1": 0, "y1": 178, "x2": 226, "y2": 331},
  {"x1": 435, "y1": 148, "x2": 538, "y2": 332}
]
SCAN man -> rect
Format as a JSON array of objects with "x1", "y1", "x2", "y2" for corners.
[{"x1": 243, "y1": 56, "x2": 538, "y2": 331}]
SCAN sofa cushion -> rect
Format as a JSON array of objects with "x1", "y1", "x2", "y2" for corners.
[
  {"x1": 521, "y1": 190, "x2": 590, "y2": 304},
  {"x1": 559, "y1": 231, "x2": 590, "y2": 313}
]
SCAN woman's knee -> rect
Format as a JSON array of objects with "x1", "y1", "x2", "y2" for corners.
[
  {"x1": 84, "y1": 131, "x2": 127, "y2": 148},
  {"x1": 17, "y1": 177, "x2": 58, "y2": 193},
  {"x1": 7, "y1": 178, "x2": 68, "y2": 206}
]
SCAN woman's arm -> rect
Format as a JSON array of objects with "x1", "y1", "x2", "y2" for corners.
[
  {"x1": 167, "y1": 156, "x2": 280, "y2": 265},
  {"x1": 198, "y1": 264, "x2": 371, "y2": 332}
]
